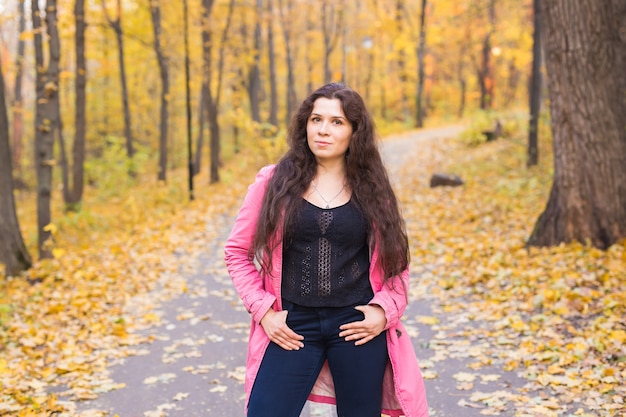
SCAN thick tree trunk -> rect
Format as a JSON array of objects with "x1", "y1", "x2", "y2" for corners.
[
  {"x1": 150, "y1": 0, "x2": 169, "y2": 182},
  {"x1": 527, "y1": 0, "x2": 542, "y2": 167},
  {"x1": 11, "y1": 0, "x2": 27, "y2": 177},
  {"x1": 0, "y1": 56, "x2": 32, "y2": 275},
  {"x1": 528, "y1": 0, "x2": 626, "y2": 249},
  {"x1": 33, "y1": 0, "x2": 61, "y2": 259},
  {"x1": 415, "y1": 0, "x2": 427, "y2": 128}
]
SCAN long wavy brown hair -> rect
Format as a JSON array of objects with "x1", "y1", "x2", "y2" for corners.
[{"x1": 252, "y1": 83, "x2": 409, "y2": 283}]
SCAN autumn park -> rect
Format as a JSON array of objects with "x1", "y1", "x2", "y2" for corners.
[{"x1": 0, "y1": 0, "x2": 625, "y2": 416}]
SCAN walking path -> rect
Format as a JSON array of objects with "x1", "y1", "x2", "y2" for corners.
[{"x1": 74, "y1": 126, "x2": 527, "y2": 417}]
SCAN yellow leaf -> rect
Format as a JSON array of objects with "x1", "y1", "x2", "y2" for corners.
[
  {"x1": 548, "y1": 364, "x2": 565, "y2": 375},
  {"x1": 111, "y1": 322, "x2": 128, "y2": 337},
  {"x1": 510, "y1": 319, "x2": 527, "y2": 332},
  {"x1": 43, "y1": 223, "x2": 58, "y2": 234},
  {"x1": 416, "y1": 315, "x2": 440, "y2": 325},
  {"x1": 609, "y1": 330, "x2": 626, "y2": 343}
]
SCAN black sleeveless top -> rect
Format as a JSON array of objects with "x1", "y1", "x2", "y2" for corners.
[{"x1": 281, "y1": 199, "x2": 373, "y2": 307}]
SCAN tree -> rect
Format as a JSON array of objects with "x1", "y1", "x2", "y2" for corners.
[
  {"x1": 199, "y1": 0, "x2": 236, "y2": 183},
  {"x1": 477, "y1": 0, "x2": 496, "y2": 110},
  {"x1": 149, "y1": 0, "x2": 170, "y2": 182},
  {"x1": 277, "y1": 0, "x2": 297, "y2": 125},
  {"x1": 415, "y1": 0, "x2": 428, "y2": 127},
  {"x1": 59, "y1": 0, "x2": 87, "y2": 210},
  {"x1": 527, "y1": 0, "x2": 542, "y2": 167},
  {"x1": 11, "y1": 0, "x2": 27, "y2": 178},
  {"x1": 321, "y1": 0, "x2": 342, "y2": 84},
  {"x1": 247, "y1": 0, "x2": 262, "y2": 123},
  {"x1": 102, "y1": 0, "x2": 135, "y2": 161},
  {"x1": 32, "y1": 0, "x2": 61, "y2": 259},
  {"x1": 0, "y1": 55, "x2": 32, "y2": 275},
  {"x1": 267, "y1": 0, "x2": 278, "y2": 127},
  {"x1": 395, "y1": 0, "x2": 411, "y2": 121},
  {"x1": 527, "y1": 0, "x2": 626, "y2": 249}
]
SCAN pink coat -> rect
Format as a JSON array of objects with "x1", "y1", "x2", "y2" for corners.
[{"x1": 224, "y1": 165, "x2": 429, "y2": 417}]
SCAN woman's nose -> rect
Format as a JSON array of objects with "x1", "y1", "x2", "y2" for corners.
[{"x1": 319, "y1": 121, "x2": 329, "y2": 135}]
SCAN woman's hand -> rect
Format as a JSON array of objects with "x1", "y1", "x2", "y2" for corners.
[
  {"x1": 339, "y1": 304, "x2": 387, "y2": 346},
  {"x1": 260, "y1": 308, "x2": 304, "y2": 350}
]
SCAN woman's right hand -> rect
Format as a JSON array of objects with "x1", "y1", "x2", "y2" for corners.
[{"x1": 260, "y1": 309, "x2": 304, "y2": 351}]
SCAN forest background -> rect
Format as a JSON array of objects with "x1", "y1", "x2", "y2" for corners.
[
  {"x1": 0, "y1": 0, "x2": 531, "y2": 262},
  {"x1": 1, "y1": 0, "x2": 625, "y2": 416}
]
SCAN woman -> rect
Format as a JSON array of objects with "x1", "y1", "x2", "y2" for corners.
[{"x1": 224, "y1": 83, "x2": 429, "y2": 417}]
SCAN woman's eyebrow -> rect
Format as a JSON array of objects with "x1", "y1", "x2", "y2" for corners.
[{"x1": 311, "y1": 112, "x2": 347, "y2": 120}]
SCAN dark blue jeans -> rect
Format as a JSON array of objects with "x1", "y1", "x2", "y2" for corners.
[{"x1": 247, "y1": 300, "x2": 388, "y2": 417}]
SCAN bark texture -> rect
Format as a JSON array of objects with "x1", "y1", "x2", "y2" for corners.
[
  {"x1": 415, "y1": 0, "x2": 427, "y2": 127},
  {"x1": 0, "y1": 56, "x2": 32, "y2": 275},
  {"x1": 150, "y1": 0, "x2": 170, "y2": 182},
  {"x1": 527, "y1": 0, "x2": 542, "y2": 167},
  {"x1": 33, "y1": 0, "x2": 61, "y2": 259},
  {"x1": 528, "y1": 0, "x2": 626, "y2": 249}
]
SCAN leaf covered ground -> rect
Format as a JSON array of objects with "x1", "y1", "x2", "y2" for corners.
[
  {"x1": 397, "y1": 129, "x2": 625, "y2": 417},
  {"x1": 1, "y1": 125, "x2": 624, "y2": 416}
]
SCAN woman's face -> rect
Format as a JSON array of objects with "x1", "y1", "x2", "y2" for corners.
[{"x1": 306, "y1": 98, "x2": 353, "y2": 164}]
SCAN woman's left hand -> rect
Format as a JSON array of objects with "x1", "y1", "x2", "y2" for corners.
[{"x1": 339, "y1": 304, "x2": 387, "y2": 346}]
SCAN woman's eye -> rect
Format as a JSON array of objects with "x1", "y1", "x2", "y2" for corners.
[
  {"x1": 333, "y1": 119, "x2": 343, "y2": 125},
  {"x1": 311, "y1": 117, "x2": 321, "y2": 122}
]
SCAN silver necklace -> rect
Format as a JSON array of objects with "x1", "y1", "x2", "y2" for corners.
[{"x1": 311, "y1": 180, "x2": 345, "y2": 209}]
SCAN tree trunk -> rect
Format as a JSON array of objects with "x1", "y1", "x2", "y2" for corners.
[
  {"x1": 11, "y1": 0, "x2": 27, "y2": 177},
  {"x1": 395, "y1": 0, "x2": 410, "y2": 121},
  {"x1": 248, "y1": 0, "x2": 262, "y2": 123},
  {"x1": 33, "y1": 0, "x2": 61, "y2": 259},
  {"x1": 267, "y1": 0, "x2": 278, "y2": 127},
  {"x1": 415, "y1": 0, "x2": 427, "y2": 128},
  {"x1": 0, "y1": 55, "x2": 32, "y2": 275},
  {"x1": 305, "y1": 13, "x2": 314, "y2": 95},
  {"x1": 195, "y1": 0, "x2": 234, "y2": 176},
  {"x1": 201, "y1": 0, "x2": 219, "y2": 183},
  {"x1": 527, "y1": 0, "x2": 542, "y2": 167},
  {"x1": 70, "y1": 0, "x2": 87, "y2": 206},
  {"x1": 59, "y1": 0, "x2": 86, "y2": 210},
  {"x1": 321, "y1": 1, "x2": 341, "y2": 84},
  {"x1": 208, "y1": 100, "x2": 221, "y2": 183},
  {"x1": 528, "y1": 0, "x2": 626, "y2": 249},
  {"x1": 194, "y1": 84, "x2": 207, "y2": 176},
  {"x1": 150, "y1": 0, "x2": 170, "y2": 182},
  {"x1": 478, "y1": 0, "x2": 496, "y2": 110},
  {"x1": 278, "y1": 0, "x2": 296, "y2": 125},
  {"x1": 102, "y1": 0, "x2": 134, "y2": 160}
]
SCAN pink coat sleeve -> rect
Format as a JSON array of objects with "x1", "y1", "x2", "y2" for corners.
[
  {"x1": 369, "y1": 261, "x2": 410, "y2": 331},
  {"x1": 224, "y1": 165, "x2": 277, "y2": 324}
]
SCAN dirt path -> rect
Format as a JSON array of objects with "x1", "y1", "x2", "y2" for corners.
[{"x1": 77, "y1": 125, "x2": 525, "y2": 417}]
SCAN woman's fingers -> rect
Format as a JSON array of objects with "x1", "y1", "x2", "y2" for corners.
[
  {"x1": 339, "y1": 304, "x2": 387, "y2": 345},
  {"x1": 260, "y1": 309, "x2": 304, "y2": 350}
]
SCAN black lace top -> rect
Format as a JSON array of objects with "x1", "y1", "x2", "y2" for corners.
[{"x1": 281, "y1": 199, "x2": 373, "y2": 307}]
